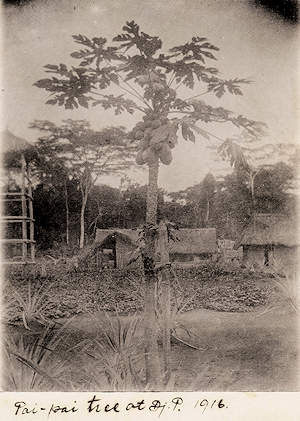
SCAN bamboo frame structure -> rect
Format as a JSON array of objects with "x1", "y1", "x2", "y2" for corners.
[{"x1": 1, "y1": 153, "x2": 35, "y2": 265}]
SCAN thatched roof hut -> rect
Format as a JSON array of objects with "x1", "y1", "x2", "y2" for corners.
[
  {"x1": 169, "y1": 228, "x2": 217, "y2": 255},
  {"x1": 94, "y1": 229, "x2": 140, "y2": 269},
  {"x1": 95, "y1": 228, "x2": 217, "y2": 268},
  {"x1": 234, "y1": 213, "x2": 299, "y2": 249},
  {"x1": 234, "y1": 213, "x2": 299, "y2": 271},
  {"x1": 95, "y1": 228, "x2": 217, "y2": 254},
  {"x1": 2, "y1": 130, "x2": 31, "y2": 153},
  {"x1": 95, "y1": 229, "x2": 140, "y2": 246}
]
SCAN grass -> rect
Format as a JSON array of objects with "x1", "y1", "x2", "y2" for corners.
[
  {"x1": 3, "y1": 320, "x2": 76, "y2": 391},
  {"x1": 3, "y1": 278, "x2": 53, "y2": 328},
  {"x1": 4, "y1": 259, "x2": 294, "y2": 392},
  {"x1": 265, "y1": 272, "x2": 300, "y2": 315},
  {"x1": 75, "y1": 312, "x2": 146, "y2": 391},
  {"x1": 155, "y1": 271, "x2": 203, "y2": 349},
  {"x1": 13, "y1": 281, "x2": 53, "y2": 329}
]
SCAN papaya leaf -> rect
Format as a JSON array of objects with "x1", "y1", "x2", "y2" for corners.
[
  {"x1": 187, "y1": 128, "x2": 195, "y2": 142},
  {"x1": 44, "y1": 64, "x2": 59, "y2": 71},
  {"x1": 92, "y1": 95, "x2": 137, "y2": 115},
  {"x1": 181, "y1": 123, "x2": 189, "y2": 140},
  {"x1": 77, "y1": 96, "x2": 89, "y2": 108},
  {"x1": 218, "y1": 139, "x2": 251, "y2": 171},
  {"x1": 45, "y1": 98, "x2": 58, "y2": 105},
  {"x1": 190, "y1": 125, "x2": 210, "y2": 141}
]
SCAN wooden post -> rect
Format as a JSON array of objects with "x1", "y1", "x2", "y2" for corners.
[
  {"x1": 21, "y1": 154, "x2": 27, "y2": 263},
  {"x1": 158, "y1": 220, "x2": 171, "y2": 378},
  {"x1": 27, "y1": 165, "x2": 35, "y2": 263}
]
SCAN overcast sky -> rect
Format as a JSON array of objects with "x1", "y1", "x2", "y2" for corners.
[{"x1": 2, "y1": 0, "x2": 299, "y2": 192}]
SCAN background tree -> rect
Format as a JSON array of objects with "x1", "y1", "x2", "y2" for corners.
[
  {"x1": 86, "y1": 185, "x2": 122, "y2": 237},
  {"x1": 215, "y1": 129, "x2": 299, "y2": 214},
  {"x1": 30, "y1": 146, "x2": 76, "y2": 246},
  {"x1": 34, "y1": 21, "x2": 265, "y2": 387},
  {"x1": 120, "y1": 184, "x2": 165, "y2": 229},
  {"x1": 33, "y1": 179, "x2": 81, "y2": 249},
  {"x1": 213, "y1": 172, "x2": 253, "y2": 238},
  {"x1": 164, "y1": 163, "x2": 297, "y2": 239},
  {"x1": 162, "y1": 191, "x2": 190, "y2": 228},
  {"x1": 181, "y1": 173, "x2": 216, "y2": 228},
  {"x1": 200, "y1": 173, "x2": 216, "y2": 226},
  {"x1": 251, "y1": 162, "x2": 295, "y2": 214},
  {"x1": 30, "y1": 119, "x2": 135, "y2": 248}
]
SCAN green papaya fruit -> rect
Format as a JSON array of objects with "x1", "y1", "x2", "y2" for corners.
[
  {"x1": 167, "y1": 133, "x2": 177, "y2": 149},
  {"x1": 151, "y1": 143, "x2": 163, "y2": 152},
  {"x1": 150, "y1": 124, "x2": 170, "y2": 149},
  {"x1": 138, "y1": 137, "x2": 149, "y2": 151},
  {"x1": 135, "y1": 121, "x2": 146, "y2": 131},
  {"x1": 127, "y1": 131, "x2": 135, "y2": 141},
  {"x1": 135, "y1": 130, "x2": 145, "y2": 140},
  {"x1": 142, "y1": 147, "x2": 157, "y2": 164},
  {"x1": 167, "y1": 125, "x2": 178, "y2": 149},
  {"x1": 151, "y1": 119, "x2": 162, "y2": 129},
  {"x1": 152, "y1": 82, "x2": 165, "y2": 91},
  {"x1": 159, "y1": 143, "x2": 172, "y2": 165},
  {"x1": 144, "y1": 127, "x2": 152, "y2": 138},
  {"x1": 136, "y1": 150, "x2": 145, "y2": 166}
]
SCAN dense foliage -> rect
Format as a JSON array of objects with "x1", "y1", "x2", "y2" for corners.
[
  {"x1": 3, "y1": 162, "x2": 296, "y2": 250},
  {"x1": 5, "y1": 264, "x2": 271, "y2": 320}
]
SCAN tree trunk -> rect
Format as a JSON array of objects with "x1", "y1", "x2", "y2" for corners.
[
  {"x1": 64, "y1": 182, "x2": 69, "y2": 244},
  {"x1": 249, "y1": 169, "x2": 260, "y2": 208},
  {"x1": 158, "y1": 220, "x2": 171, "y2": 378},
  {"x1": 205, "y1": 199, "x2": 210, "y2": 226},
  {"x1": 80, "y1": 167, "x2": 93, "y2": 249},
  {"x1": 80, "y1": 194, "x2": 88, "y2": 249},
  {"x1": 143, "y1": 158, "x2": 161, "y2": 388}
]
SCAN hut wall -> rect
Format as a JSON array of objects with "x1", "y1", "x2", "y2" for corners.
[
  {"x1": 115, "y1": 239, "x2": 140, "y2": 269},
  {"x1": 272, "y1": 245, "x2": 299, "y2": 271},
  {"x1": 170, "y1": 253, "x2": 193, "y2": 262},
  {"x1": 170, "y1": 252, "x2": 213, "y2": 263},
  {"x1": 245, "y1": 245, "x2": 265, "y2": 264},
  {"x1": 243, "y1": 244, "x2": 299, "y2": 273}
]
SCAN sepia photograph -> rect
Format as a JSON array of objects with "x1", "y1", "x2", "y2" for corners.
[{"x1": 1, "y1": 0, "x2": 299, "y2": 411}]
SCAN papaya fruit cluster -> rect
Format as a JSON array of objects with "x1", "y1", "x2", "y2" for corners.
[{"x1": 133, "y1": 112, "x2": 178, "y2": 166}]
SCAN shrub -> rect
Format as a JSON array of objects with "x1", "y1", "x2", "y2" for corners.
[
  {"x1": 9, "y1": 280, "x2": 53, "y2": 329},
  {"x1": 3, "y1": 321, "x2": 75, "y2": 391},
  {"x1": 77, "y1": 311, "x2": 146, "y2": 391}
]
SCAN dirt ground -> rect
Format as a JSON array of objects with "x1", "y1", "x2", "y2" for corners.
[
  {"x1": 169, "y1": 306, "x2": 299, "y2": 391},
  {"x1": 53, "y1": 302, "x2": 299, "y2": 391}
]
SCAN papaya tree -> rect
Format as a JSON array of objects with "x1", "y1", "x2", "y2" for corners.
[{"x1": 34, "y1": 21, "x2": 266, "y2": 387}]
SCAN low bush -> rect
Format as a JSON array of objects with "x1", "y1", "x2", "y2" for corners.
[
  {"x1": 3, "y1": 321, "x2": 76, "y2": 391},
  {"x1": 4, "y1": 262, "x2": 272, "y2": 322}
]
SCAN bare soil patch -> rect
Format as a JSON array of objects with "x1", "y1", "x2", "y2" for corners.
[
  {"x1": 168, "y1": 306, "x2": 299, "y2": 391},
  {"x1": 9, "y1": 304, "x2": 295, "y2": 391}
]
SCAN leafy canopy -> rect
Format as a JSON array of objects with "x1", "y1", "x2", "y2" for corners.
[
  {"x1": 34, "y1": 21, "x2": 266, "y2": 170},
  {"x1": 29, "y1": 119, "x2": 136, "y2": 183}
]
